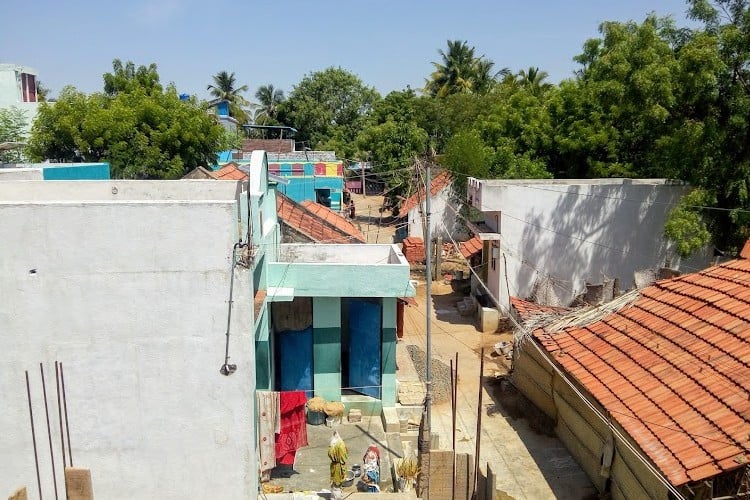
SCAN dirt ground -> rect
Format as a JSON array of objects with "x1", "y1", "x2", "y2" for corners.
[
  {"x1": 350, "y1": 191, "x2": 595, "y2": 499},
  {"x1": 400, "y1": 273, "x2": 595, "y2": 500},
  {"x1": 349, "y1": 192, "x2": 397, "y2": 244}
]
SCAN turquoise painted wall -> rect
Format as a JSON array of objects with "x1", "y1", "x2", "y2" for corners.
[
  {"x1": 381, "y1": 298, "x2": 397, "y2": 406},
  {"x1": 268, "y1": 262, "x2": 410, "y2": 298},
  {"x1": 312, "y1": 297, "x2": 341, "y2": 401},
  {"x1": 255, "y1": 297, "x2": 272, "y2": 390},
  {"x1": 42, "y1": 163, "x2": 110, "y2": 180}
]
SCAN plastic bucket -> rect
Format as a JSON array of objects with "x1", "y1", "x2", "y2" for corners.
[{"x1": 307, "y1": 410, "x2": 326, "y2": 425}]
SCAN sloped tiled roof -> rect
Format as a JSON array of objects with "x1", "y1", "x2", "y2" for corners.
[
  {"x1": 459, "y1": 235, "x2": 483, "y2": 259},
  {"x1": 276, "y1": 192, "x2": 365, "y2": 244},
  {"x1": 300, "y1": 201, "x2": 366, "y2": 243},
  {"x1": 397, "y1": 171, "x2": 452, "y2": 217},
  {"x1": 213, "y1": 162, "x2": 247, "y2": 180},
  {"x1": 533, "y1": 245, "x2": 750, "y2": 486},
  {"x1": 510, "y1": 297, "x2": 568, "y2": 321}
]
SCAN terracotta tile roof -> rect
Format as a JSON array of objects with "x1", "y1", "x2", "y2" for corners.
[
  {"x1": 510, "y1": 297, "x2": 568, "y2": 321},
  {"x1": 276, "y1": 192, "x2": 365, "y2": 244},
  {"x1": 213, "y1": 162, "x2": 247, "y2": 180},
  {"x1": 299, "y1": 201, "x2": 366, "y2": 243},
  {"x1": 397, "y1": 171, "x2": 452, "y2": 217},
  {"x1": 533, "y1": 255, "x2": 750, "y2": 486},
  {"x1": 459, "y1": 235, "x2": 483, "y2": 259}
]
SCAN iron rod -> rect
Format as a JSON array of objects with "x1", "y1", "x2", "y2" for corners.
[
  {"x1": 55, "y1": 362, "x2": 66, "y2": 469},
  {"x1": 60, "y1": 363, "x2": 73, "y2": 466},
  {"x1": 26, "y1": 370, "x2": 43, "y2": 500},
  {"x1": 40, "y1": 363, "x2": 59, "y2": 500}
]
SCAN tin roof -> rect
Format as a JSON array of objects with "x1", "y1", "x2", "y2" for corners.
[
  {"x1": 276, "y1": 193, "x2": 365, "y2": 244},
  {"x1": 533, "y1": 246, "x2": 750, "y2": 486}
]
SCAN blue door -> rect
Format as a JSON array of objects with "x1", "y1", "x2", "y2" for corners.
[
  {"x1": 348, "y1": 300, "x2": 382, "y2": 398},
  {"x1": 278, "y1": 327, "x2": 313, "y2": 394}
]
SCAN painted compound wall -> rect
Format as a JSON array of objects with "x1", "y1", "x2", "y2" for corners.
[{"x1": 0, "y1": 192, "x2": 256, "y2": 499}]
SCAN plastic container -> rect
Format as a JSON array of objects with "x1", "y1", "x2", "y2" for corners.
[{"x1": 307, "y1": 410, "x2": 326, "y2": 425}]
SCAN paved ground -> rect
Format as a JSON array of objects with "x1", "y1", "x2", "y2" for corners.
[
  {"x1": 267, "y1": 416, "x2": 395, "y2": 495},
  {"x1": 401, "y1": 277, "x2": 597, "y2": 500}
]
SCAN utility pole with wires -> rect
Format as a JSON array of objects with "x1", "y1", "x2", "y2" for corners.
[{"x1": 416, "y1": 155, "x2": 433, "y2": 500}]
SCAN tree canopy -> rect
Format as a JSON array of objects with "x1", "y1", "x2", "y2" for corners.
[
  {"x1": 28, "y1": 61, "x2": 229, "y2": 179},
  {"x1": 278, "y1": 67, "x2": 380, "y2": 158},
  {"x1": 0, "y1": 107, "x2": 29, "y2": 163},
  {"x1": 207, "y1": 70, "x2": 250, "y2": 124}
]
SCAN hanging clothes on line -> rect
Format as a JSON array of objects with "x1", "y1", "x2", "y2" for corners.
[
  {"x1": 256, "y1": 390, "x2": 280, "y2": 481},
  {"x1": 275, "y1": 390, "x2": 308, "y2": 465}
]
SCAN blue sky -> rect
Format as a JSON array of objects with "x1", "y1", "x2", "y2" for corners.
[{"x1": 1, "y1": 0, "x2": 695, "y2": 100}]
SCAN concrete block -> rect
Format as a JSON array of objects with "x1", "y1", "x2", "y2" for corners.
[
  {"x1": 348, "y1": 409, "x2": 362, "y2": 423},
  {"x1": 65, "y1": 468, "x2": 93, "y2": 500},
  {"x1": 381, "y1": 406, "x2": 400, "y2": 433},
  {"x1": 478, "y1": 306, "x2": 499, "y2": 333}
]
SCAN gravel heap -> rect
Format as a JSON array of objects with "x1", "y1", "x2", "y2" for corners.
[{"x1": 405, "y1": 344, "x2": 453, "y2": 403}]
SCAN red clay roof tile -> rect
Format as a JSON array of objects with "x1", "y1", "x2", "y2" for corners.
[
  {"x1": 533, "y1": 254, "x2": 750, "y2": 486},
  {"x1": 276, "y1": 192, "x2": 365, "y2": 244},
  {"x1": 213, "y1": 162, "x2": 247, "y2": 180},
  {"x1": 397, "y1": 171, "x2": 452, "y2": 217},
  {"x1": 459, "y1": 235, "x2": 483, "y2": 259}
]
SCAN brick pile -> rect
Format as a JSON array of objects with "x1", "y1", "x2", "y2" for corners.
[{"x1": 402, "y1": 237, "x2": 425, "y2": 263}]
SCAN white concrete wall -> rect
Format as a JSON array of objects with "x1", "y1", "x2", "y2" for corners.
[
  {"x1": 407, "y1": 186, "x2": 457, "y2": 240},
  {"x1": 0, "y1": 179, "x2": 243, "y2": 201},
  {"x1": 0, "y1": 192, "x2": 256, "y2": 499},
  {"x1": 470, "y1": 180, "x2": 711, "y2": 308},
  {"x1": 0, "y1": 167, "x2": 42, "y2": 179},
  {"x1": 278, "y1": 243, "x2": 407, "y2": 264},
  {"x1": 0, "y1": 64, "x2": 39, "y2": 131}
]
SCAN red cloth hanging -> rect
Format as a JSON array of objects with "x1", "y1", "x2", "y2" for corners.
[{"x1": 275, "y1": 391, "x2": 308, "y2": 465}]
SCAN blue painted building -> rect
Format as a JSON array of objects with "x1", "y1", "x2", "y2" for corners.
[
  {"x1": 226, "y1": 159, "x2": 346, "y2": 211},
  {"x1": 243, "y1": 151, "x2": 414, "y2": 414}
]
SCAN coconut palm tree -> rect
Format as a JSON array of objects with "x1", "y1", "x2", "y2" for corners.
[
  {"x1": 207, "y1": 71, "x2": 249, "y2": 122},
  {"x1": 254, "y1": 84, "x2": 285, "y2": 125},
  {"x1": 426, "y1": 40, "x2": 478, "y2": 97},
  {"x1": 473, "y1": 59, "x2": 510, "y2": 94},
  {"x1": 425, "y1": 40, "x2": 504, "y2": 97},
  {"x1": 517, "y1": 67, "x2": 552, "y2": 96}
]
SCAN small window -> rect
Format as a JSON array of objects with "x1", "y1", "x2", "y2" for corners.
[{"x1": 21, "y1": 73, "x2": 37, "y2": 103}]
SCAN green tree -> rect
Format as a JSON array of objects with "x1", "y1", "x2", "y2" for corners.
[
  {"x1": 425, "y1": 40, "x2": 505, "y2": 97},
  {"x1": 104, "y1": 59, "x2": 162, "y2": 95},
  {"x1": 355, "y1": 89, "x2": 429, "y2": 198},
  {"x1": 29, "y1": 74, "x2": 228, "y2": 179},
  {"x1": 672, "y1": 0, "x2": 750, "y2": 254},
  {"x1": 548, "y1": 16, "x2": 680, "y2": 178},
  {"x1": 35, "y1": 80, "x2": 50, "y2": 102},
  {"x1": 278, "y1": 67, "x2": 380, "y2": 158},
  {"x1": 254, "y1": 84, "x2": 285, "y2": 125},
  {"x1": 516, "y1": 67, "x2": 552, "y2": 96},
  {"x1": 0, "y1": 107, "x2": 29, "y2": 163},
  {"x1": 207, "y1": 71, "x2": 250, "y2": 124}
]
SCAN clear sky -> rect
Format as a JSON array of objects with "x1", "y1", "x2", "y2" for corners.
[{"x1": 1, "y1": 0, "x2": 696, "y2": 100}]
